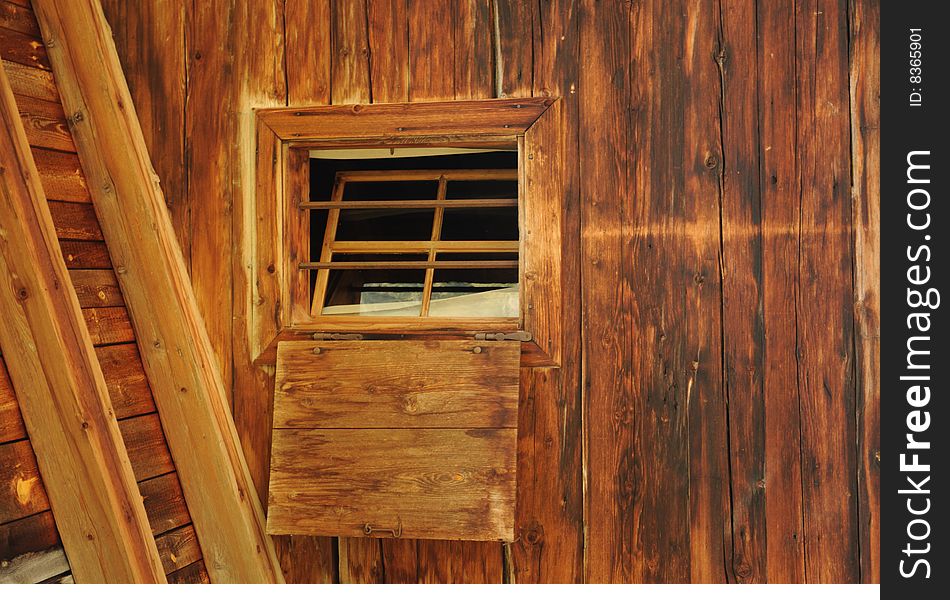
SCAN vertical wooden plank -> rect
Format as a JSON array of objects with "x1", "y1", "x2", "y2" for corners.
[
  {"x1": 407, "y1": 0, "x2": 453, "y2": 101},
  {"x1": 381, "y1": 539, "x2": 418, "y2": 583},
  {"x1": 758, "y1": 0, "x2": 806, "y2": 583},
  {"x1": 454, "y1": 0, "x2": 493, "y2": 99},
  {"x1": 331, "y1": 0, "x2": 371, "y2": 104},
  {"x1": 100, "y1": 0, "x2": 188, "y2": 266},
  {"x1": 491, "y1": 0, "x2": 532, "y2": 98},
  {"x1": 274, "y1": 535, "x2": 337, "y2": 584},
  {"x1": 417, "y1": 540, "x2": 502, "y2": 584},
  {"x1": 285, "y1": 0, "x2": 331, "y2": 105},
  {"x1": 186, "y1": 0, "x2": 234, "y2": 400},
  {"x1": 849, "y1": 0, "x2": 880, "y2": 584},
  {"x1": 232, "y1": 0, "x2": 286, "y2": 500},
  {"x1": 511, "y1": 1, "x2": 584, "y2": 582},
  {"x1": 716, "y1": 0, "x2": 765, "y2": 583},
  {"x1": 795, "y1": 0, "x2": 859, "y2": 583},
  {"x1": 580, "y1": 0, "x2": 632, "y2": 583},
  {"x1": 367, "y1": 0, "x2": 409, "y2": 103},
  {"x1": 339, "y1": 537, "x2": 385, "y2": 583}
]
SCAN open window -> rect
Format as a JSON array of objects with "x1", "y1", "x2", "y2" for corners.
[
  {"x1": 304, "y1": 150, "x2": 520, "y2": 320},
  {"x1": 252, "y1": 98, "x2": 564, "y2": 542}
]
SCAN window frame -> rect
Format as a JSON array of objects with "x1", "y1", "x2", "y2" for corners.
[{"x1": 252, "y1": 97, "x2": 564, "y2": 367}]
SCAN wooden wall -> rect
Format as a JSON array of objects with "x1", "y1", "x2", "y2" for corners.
[
  {"x1": 102, "y1": 0, "x2": 880, "y2": 583},
  {"x1": 1, "y1": 1, "x2": 208, "y2": 582}
]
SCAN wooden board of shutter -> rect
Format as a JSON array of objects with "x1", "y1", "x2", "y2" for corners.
[
  {"x1": 268, "y1": 427, "x2": 516, "y2": 541},
  {"x1": 268, "y1": 338, "x2": 518, "y2": 541},
  {"x1": 273, "y1": 340, "x2": 519, "y2": 429}
]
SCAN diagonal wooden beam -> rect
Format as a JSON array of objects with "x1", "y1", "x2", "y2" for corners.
[
  {"x1": 30, "y1": 0, "x2": 283, "y2": 583},
  {"x1": 0, "y1": 59, "x2": 165, "y2": 584}
]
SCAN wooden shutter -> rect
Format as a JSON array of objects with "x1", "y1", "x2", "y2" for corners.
[{"x1": 266, "y1": 339, "x2": 519, "y2": 541}]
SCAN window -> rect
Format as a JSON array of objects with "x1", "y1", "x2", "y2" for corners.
[
  {"x1": 253, "y1": 97, "x2": 565, "y2": 367},
  {"x1": 252, "y1": 98, "x2": 566, "y2": 541},
  {"x1": 304, "y1": 150, "x2": 520, "y2": 319}
]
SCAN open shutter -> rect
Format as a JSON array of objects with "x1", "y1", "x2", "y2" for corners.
[{"x1": 266, "y1": 339, "x2": 520, "y2": 541}]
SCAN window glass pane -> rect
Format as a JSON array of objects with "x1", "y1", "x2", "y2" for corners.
[
  {"x1": 322, "y1": 268, "x2": 427, "y2": 316},
  {"x1": 429, "y1": 255, "x2": 519, "y2": 317}
]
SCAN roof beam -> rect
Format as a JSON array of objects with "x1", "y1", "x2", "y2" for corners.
[
  {"x1": 30, "y1": 0, "x2": 284, "y2": 583},
  {"x1": 0, "y1": 60, "x2": 165, "y2": 584}
]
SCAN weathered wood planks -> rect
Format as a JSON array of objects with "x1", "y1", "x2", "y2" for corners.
[
  {"x1": 273, "y1": 340, "x2": 519, "y2": 429},
  {"x1": 104, "y1": 0, "x2": 878, "y2": 584},
  {"x1": 0, "y1": 61, "x2": 166, "y2": 583},
  {"x1": 269, "y1": 428, "x2": 517, "y2": 541},
  {"x1": 269, "y1": 340, "x2": 519, "y2": 542},
  {"x1": 32, "y1": 0, "x2": 283, "y2": 583},
  {"x1": 849, "y1": 0, "x2": 881, "y2": 584}
]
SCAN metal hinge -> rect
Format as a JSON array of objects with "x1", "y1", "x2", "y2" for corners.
[
  {"x1": 312, "y1": 332, "x2": 364, "y2": 341},
  {"x1": 474, "y1": 331, "x2": 532, "y2": 342}
]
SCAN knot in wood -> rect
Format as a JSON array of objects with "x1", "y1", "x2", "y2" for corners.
[
  {"x1": 704, "y1": 154, "x2": 719, "y2": 169},
  {"x1": 733, "y1": 560, "x2": 752, "y2": 579},
  {"x1": 15, "y1": 286, "x2": 29, "y2": 301},
  {"x1": 522, "y1": 522, "x2": 543, "y2": 545}
]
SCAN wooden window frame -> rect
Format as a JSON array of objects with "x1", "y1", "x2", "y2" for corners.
[{"x1": 253, "y1": 97, "x2": 564, "y2": 367}]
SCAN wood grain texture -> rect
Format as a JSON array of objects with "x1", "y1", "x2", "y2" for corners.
[
  {"x1": 285, "y1": 0, "x2": 331, "y2": 105},
  {"x1": 2, "y1": 59, "x2": 57, "y2": 101},
  {"x1": 82, "y1": 307, "x2": 135, "y2": 346},
  {"x1": 758, "y1": 0, "x2": 806, "y2": 582},
  {"x1": 14, "y1": 94, "x2": 74, "y2": 152},
  {"x1": 48, "y1": 201, "x2": 102, "y2": 241},
  {"x1": 510, "y1": 0, "x2": 583, "y2": 583},
  {"x1": 849, "y1": 0, "x2": 880, "y2": 584},
  {"x1": 185, "y1": 0, "x2": 234, "y2": 401},
  {"x1": 1, "y1": 0, "x2": 40, "y2": 37},
  {"x1": 794, "y1": 0, "x2": 859, "y2": 583},
  {"x1": 139, "y1": 472, "x2": 191, "y2": 536},
  {"x1": 274, "y1": 340, "x2": 519, "y2": 429},
  {"x1": 96, "y1": 343, "x2": 157, "y2": 419},
  {"x1": 407, "y1": 0, "x2": 453, "y2": 101},
  {"x1": 0, "y1": 26, "x2": 49, "y2": 70},
  {"x1": 268, "y1": 428, "x2": 517, "y2": 541},
  {"x1": 367, "y1": 0, "x2": 408, "y2": 103},
  {"x1": 100, "y1": 0, "x2": 188, "y2": 265},
  {"x1": 0, "y1": 357, "x2": 27, "y2": 444},
  {"x1": 580, "y1": 0, "x2": 633, "y2": 582},
  {"x1": 60, "y1": 240, "x2": 112, "y2": 269},
  {"x1": 118, "y1": 413, "x2": 177, "y2": 482},
  {"x1": 0, "y1": 440, "x2": 49, "y2": 523},
  {"x1": 154, "y1": 525, "x2": 202, "y2": 574},
  {"x1": 166, "y1": 559, "x2": 211, "y2": 584},
  {"x1": 331, "y1": 0, "x2": 370, "y2": 104},
  {"x1": 70, "y1": 269, "x2": 123, "y2": 308},
  {"x1": 31, "y1": 149, "x2": 90, "y2": 203},
  {"x1": 104, "y1": 0, "x2": 878, "y2": 584},
  {"x1": 258, "y1": 97, "x2": 550, "y2": 141},
  {"x1": 32, "y1": 0, "x2": 283, "y2": 583},
  {"x1": 0, "y1": 61, "x2": 166, "y2": 582}
]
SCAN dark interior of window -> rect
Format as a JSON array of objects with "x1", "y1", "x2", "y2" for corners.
[{"x1": 306, "y1": 150, "x2": 519, "y2": 318}]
